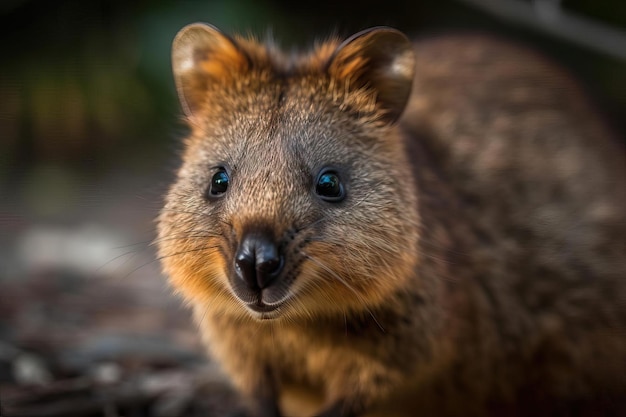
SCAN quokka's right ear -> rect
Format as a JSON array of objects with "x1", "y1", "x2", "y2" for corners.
[
  {"x1": 172, "y1": 23, "x2": 250, "y2": 118},
  {"x1": 326, "y1": 27, "x2": 415, "y2": 124}
]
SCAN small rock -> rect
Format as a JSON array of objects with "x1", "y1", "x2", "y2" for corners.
[
  {"x1": 13, "y1": 353, "x2": 53, "y2": 385},
  {"x1": 91, "y1": 361, "x2": 123, "y2": 385}
]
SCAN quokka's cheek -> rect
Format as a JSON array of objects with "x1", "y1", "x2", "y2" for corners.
[{"x1": 163, "y1": 246, "x2": 230, "y2": 299}]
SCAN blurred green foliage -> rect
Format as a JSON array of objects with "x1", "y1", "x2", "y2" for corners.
[{"x1": 1, "y1": 0, "x2": 624, "y2": 191}]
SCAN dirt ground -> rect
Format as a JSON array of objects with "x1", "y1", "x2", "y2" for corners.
[{"x1": 0, "y1": 169, "x2": 245, "y2": 416}]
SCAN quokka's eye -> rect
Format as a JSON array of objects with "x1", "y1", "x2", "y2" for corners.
[
  {"x1": 207, "y1": 169, "x2": 229, "y2": 199},
  {"x1": 315, "y1": 169, "x2": 345, "y2": 202}
]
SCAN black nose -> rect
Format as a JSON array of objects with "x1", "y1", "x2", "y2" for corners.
[{"x1": 234, "y1": 232, "x2": 283, "y2": 291}]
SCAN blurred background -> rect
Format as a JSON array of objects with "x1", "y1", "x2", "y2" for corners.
[{"x1": 1, "y1": 0, "x2": 624, "y2": 415}]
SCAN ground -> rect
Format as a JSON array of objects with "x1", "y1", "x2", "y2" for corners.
[{"x1": 0, "y1": 168, "x2": 244, "y2": 416}]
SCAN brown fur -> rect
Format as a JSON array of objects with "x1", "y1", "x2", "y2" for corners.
[{"x1": 158, "y1": 24, "x2": 626, "y2": 417}]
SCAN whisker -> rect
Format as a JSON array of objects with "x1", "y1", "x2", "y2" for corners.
[
  {"x1": 96, "y1": 248, "x2": 144, "y2": 273},
  {"x1": 301, "y1": 252, "x2": 385, "y2": 333},
  {"x1": 122, "y1": 245, "x2": 221, "y2": 280},
  {"x1": 158, "y1": 208, "x2": 213, "y2": 217},
  {"x1": 112, "y1": 239, "x2": 155, "y2": 250},
  {"x1": 150, "y1": 233, "x2": 221, "y2": 246}
]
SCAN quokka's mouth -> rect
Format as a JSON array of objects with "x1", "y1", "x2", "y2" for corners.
[
  {"x1": 244, "y1": 299, "x2": 285, "y2": 320},
  {"x1": 246, "y1": 300, "x2": 281, "y2": 313},
  {"x1": 229, "y1": 264, "x2": 294, "y2": 318}
]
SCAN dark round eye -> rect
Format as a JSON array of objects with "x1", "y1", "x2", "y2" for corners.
[
  {"x1": 207, "y1": 169, "x2": 229, "y2": 198},
  {"x1": 315, "y1": 170, "x2": 345, "y2": 202}
]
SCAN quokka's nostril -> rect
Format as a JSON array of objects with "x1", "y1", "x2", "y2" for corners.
[
  {"x1": 235, "y1": 251, "x2": 258, "y2": 289},
  {"x1": 258, "y1": 256, "x2": 280, "y2": 274},
  {"x1": 234, "y1": 232, "x2": 284, "y2": 291}
]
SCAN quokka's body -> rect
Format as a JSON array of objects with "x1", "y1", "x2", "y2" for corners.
[{"x1": 157, "y1": 24, "x2": 626, "y2": 416}]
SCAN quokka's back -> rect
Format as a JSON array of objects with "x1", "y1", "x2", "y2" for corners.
[{"x1": 157, "y1": 24, "x2": 626, "y2": 416}]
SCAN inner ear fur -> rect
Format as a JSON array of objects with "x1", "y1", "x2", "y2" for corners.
[
  {"x1": 327, "y1": 27, "x2": 416, "y2": 123},
  {"x1": 172, "y1": 23, "x2": 250, "y2": 117}
]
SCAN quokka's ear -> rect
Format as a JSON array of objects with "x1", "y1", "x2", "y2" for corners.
[
  {"x1": 327, "y1": 27, "x2": 415, "y2": 123},
  {"x1": 172, "y1": 23, "x2": 250, "y2": 117}
]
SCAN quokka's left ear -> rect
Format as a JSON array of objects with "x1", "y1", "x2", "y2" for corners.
[
  {"x1": 171, "y1": 23, "x2": 250, "y2": 118},
  {"x1": 326, "y1": 27, "x2": 416, "y2": 123}
]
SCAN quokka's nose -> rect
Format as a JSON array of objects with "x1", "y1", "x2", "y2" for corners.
[{"x1": 234, "y1": 232, "x2": 283, "y2": 291}]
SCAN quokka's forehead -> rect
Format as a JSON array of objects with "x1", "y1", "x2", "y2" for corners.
[
  {"x1": 189, "y1": 71, "x2": 381, "y2": 131},
  {"x1": 192, "y1": 86, "x2": 370, "y2": 144}
]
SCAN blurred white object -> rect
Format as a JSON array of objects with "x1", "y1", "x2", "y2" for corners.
[
  {"x1": 13, "y1": 353, "x2": 53, "y2": 385},
  {"x1": 16, "y1": 223, "x2": 131, "y2": 277},
  {"x1": 91, "y1": 361, "x2": 123, "y2": 385}
]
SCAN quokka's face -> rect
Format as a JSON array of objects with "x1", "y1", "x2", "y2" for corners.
[{"x1": 157, "y1": 24, "x2": 420, "y2": 320}]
